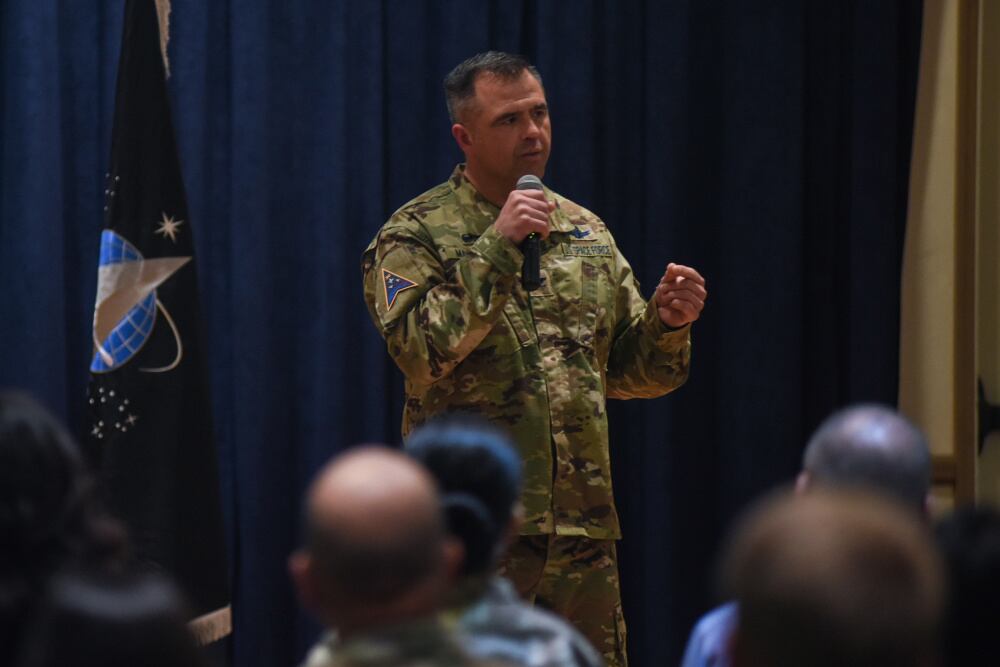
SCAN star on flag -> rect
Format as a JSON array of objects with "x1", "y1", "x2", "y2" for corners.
[{"x1": 155, "y1": 212, "x2": 184, "y2": 242}]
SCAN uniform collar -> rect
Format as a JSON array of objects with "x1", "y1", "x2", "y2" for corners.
[
  {"x1": 442, "y1": 573, "x2": 493, "y2": 612},
  {"x1": 448, "y1": 164, "x2": 576, "y2": 235},
  {"x1": 324, "y1": 616, "x2": 464, "y2": 664}
]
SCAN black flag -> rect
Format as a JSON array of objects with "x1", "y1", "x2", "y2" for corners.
[{"x1": 87, "y1": 0, "x2": 230, "y2": 643}]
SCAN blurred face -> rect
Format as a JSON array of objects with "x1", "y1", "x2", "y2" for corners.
[{"x1": 453, "y1": 70, "x2": 551, "y2": 196}]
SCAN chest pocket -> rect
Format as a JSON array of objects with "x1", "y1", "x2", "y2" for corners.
[
  {"x1": 437, "y1": 245, "x2": 534, "y2": 357},
  {"x1": 536, "y1": 241, "x2": 614, "y2": 356}
]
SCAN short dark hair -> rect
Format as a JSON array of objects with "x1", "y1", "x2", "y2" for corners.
[
  {"x1": 0, "y1": 391, "x2": 125, "y2": 569},
  {"x1": 802, "y1": 404, "x2": 930, "y2": 512},
  {"x1": 304, "y1": 505, "x2": 444, "y2": 605},
  {"x1": 443, "y1": 51, "x2": 543, "y2": 123},
  {"x1": 0, "y1": 391, "x2": 127, "y2": 666},
  {"x1": 405, "y1": 415, "x2": 522, "y2": 574},
  {"x1": 722, "y1": 489, "x2": 943, "y2": 667}
]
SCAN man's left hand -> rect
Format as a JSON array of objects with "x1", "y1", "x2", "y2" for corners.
[{"x1": 655, "y1": 263, "x2": 707, "y2": 329}]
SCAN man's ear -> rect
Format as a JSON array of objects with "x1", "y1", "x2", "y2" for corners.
[
  {"x1": 289, "y1": 550, "x2": 320, "y2": 614},
  {"x1": 441, "y1": 536, "x2": 466, "y2": 582},
  {"x1": 452, "y1": 123, "x2": 472, "y2": 150},
  {"x1": 795, "y1": 471, "x2": 811, "y2": 496}
]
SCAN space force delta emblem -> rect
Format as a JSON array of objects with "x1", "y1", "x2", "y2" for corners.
[{"x1": 383, "y1": 268, "x2": 418, "y2": 309}]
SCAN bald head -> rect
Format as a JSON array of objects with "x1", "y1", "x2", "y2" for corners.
[
  {"x1": 723, "y1": 489, "x2": 944, "y2": 667},
  {"x1": 802, "y1": 404, "x2": 930, "y2": 512},
  {"x1": 302, "y1": 446, "x2": 446, "y2": 606}
]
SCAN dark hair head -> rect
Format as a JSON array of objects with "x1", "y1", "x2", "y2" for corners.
[
  {"x1": 0, "y1": 391, "x2": 88, "y2": 561},
  {"x1": 405, "y1": 415, "x2": 522, "y2": 575},
  {"x1": 934, "y1": 505, "x2": 1000, "y2": 667},
  {"x1": 721, "y1": 489, "x2": 943, "y2": 667},
  {"x1": 802, "y1": 404, "x2": 931, "y2": 512},
  {"x1": 0, "y1": 391, "x2": 127, "y2": 663},
  {"x1": 443, "y1": 51, "x2": 543, "y2": 123},
  {"x1": 14, "y1": 571, "x2": 207, "y2": 667}
]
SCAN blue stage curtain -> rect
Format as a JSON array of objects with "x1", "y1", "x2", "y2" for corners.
[{"x1": 0, "y1": 1, "x2": 922, "y2": 665}]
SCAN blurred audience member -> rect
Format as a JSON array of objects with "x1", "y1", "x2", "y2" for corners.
[
  {"x1": 934, "y1": 505, "x2": 1000, "y2": 667},
  {"x1": 682, "y1": 404, "x2": 931, "y2": 667},
  {"x1": 14, "y1": 570, "x2": 208, "y2": 667},
  {"x1": 0, "y1": 390, "x2": 126, "y2": 664},
  {"x1": 721, "y1": 489, "x2": 943, "y2": 667},
  {"x1": 796, "y1": 403, "x2": 931, "y2": 513},
  {"x1": 406, "y1": 416, "x2": 604, "y2": 667},
  {"x1": 289, "y1": 446, "x2": 509, "y2": 666}
]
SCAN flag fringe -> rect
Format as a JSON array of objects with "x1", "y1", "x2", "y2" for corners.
[
  {"x1": 154, "y1": 0, "x2": 171, "y2": 78},
  {"x1": 188, "y1": 604, "x2": 232, "y2": 645}
]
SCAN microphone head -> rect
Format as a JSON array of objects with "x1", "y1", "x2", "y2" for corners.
[{"x1": 515, "y1": 174, "x2": 544, "y2": 191}]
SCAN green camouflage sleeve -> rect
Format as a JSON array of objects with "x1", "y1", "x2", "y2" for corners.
[
  {"x1": 604, "y1": 240, "x2": 691, "y2": 400},
  {"x1": 362, "y1": 220, "x2": 523, "y2": 387}
]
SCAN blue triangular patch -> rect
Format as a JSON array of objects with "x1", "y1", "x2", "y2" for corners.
[{"x1": 383, "y1": 268, "x2": 418, "y2": 310}]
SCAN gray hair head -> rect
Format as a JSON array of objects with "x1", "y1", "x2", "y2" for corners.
[{"x1": 802, "y1": 404, "x2": 931, "y2": 512}]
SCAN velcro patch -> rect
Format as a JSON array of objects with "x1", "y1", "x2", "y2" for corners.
[
  {"x1": 383, "y1": 268, "x2": 418, "y2": 309},
  {"x1": 562, "y1": 243, "x2": 612, "y2": 257}
]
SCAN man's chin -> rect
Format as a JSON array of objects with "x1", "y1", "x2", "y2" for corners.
[{"x1": 517, "y1": 157, "x2": 548, "y2": 178}]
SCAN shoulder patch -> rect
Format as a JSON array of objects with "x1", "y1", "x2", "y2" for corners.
[{"x1": 383, "y1": 268, "x2": 418, "y2": 310}]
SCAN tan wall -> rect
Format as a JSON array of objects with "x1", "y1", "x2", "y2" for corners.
[
  {"x1": 900, "y1": 0, "x2": 960, "y2": 509},
  {"x1": 900, "y1": 0, "x2": 958, "y2": 456},
  {"x1": 902, "y1": 0, "x2": 1000, "y2": 508},
  {"x1": 977, "y1": 0, "x2": 1000, "y2": 505}
]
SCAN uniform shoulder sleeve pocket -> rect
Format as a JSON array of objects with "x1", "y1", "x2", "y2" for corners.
[{"x1": 370, "y1": 245, "x2": 435, "y2": 330}]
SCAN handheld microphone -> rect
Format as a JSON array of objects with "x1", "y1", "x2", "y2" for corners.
[{"x1": 516, "y1": 174, "x2": 544, "y2": 291}]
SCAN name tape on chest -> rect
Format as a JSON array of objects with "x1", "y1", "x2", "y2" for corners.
[{"x1": 562, "y1": 243, "x2": 612, "y2": 257}]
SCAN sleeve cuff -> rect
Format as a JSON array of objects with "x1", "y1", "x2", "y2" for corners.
[
  {"x1": 642, "y1": 297, "x2": 691, "y2": 349},
  {"x1": 472, "y1": 224, "x2": 523, "y2": 276}
]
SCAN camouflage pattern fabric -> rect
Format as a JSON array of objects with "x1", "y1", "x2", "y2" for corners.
[
  {"x1": 362, "y1": 164, "x2": 691, "y2": 541},
  {"x1": 302, "y1": 620, "x2": 513, "y2": 667},
  {"x1": 499, "y1": 535, "x2": 625, "y2": 667},
  {"x1": 445, "y1": 575, "x2": 605, "y2": 667}
]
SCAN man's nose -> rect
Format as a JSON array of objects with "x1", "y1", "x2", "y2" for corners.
[{"x1": 523, "y1": 118, "x2": 542, "y2": 139}]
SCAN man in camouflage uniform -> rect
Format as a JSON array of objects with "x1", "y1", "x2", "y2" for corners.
[
  {"x1": 362, "y1": 51, "x2": 707, "y2": 667},
  {"x1": 289, "y1": 446, "x2": 511, "y2": 667}
]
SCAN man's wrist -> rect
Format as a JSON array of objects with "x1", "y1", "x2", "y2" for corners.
[
  {"x1": 473, "y1": 225, "x2": 523, "y2": 275},
  {"x1": 643, "y1": 298, "x2": 691, "y2": 342}
]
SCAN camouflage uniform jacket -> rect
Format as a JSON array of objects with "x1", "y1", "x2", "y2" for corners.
[
  {"x1": 449, "y1": 576, "x2": 605, "y2": 667},
  {"x1": 362, "y1": 165, "x2": 691, "y2": 540},
  {"x1": 301, "y1": 619, "x2": 511, "y2": 667}
]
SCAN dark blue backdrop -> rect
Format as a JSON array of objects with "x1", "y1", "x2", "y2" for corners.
[{"x1": 0, "y1": 1, "x2": 922, "y2": 665}]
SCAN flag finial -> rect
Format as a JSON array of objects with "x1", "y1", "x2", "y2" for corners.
[{"x1": 155, "y1": 0, "x2": 171, "y2": 78}]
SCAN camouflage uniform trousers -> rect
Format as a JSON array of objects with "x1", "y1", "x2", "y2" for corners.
[{"x1": 498, "y1": 534, "x2": 627, "y2": 667}]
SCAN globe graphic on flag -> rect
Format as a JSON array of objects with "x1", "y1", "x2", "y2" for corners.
[
  {"x1": 90, "y1": 230, "x2": 190, "y2": 373},
  {"x1": 90, "y1": 294, "x2": 157, "y2": 371}
]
